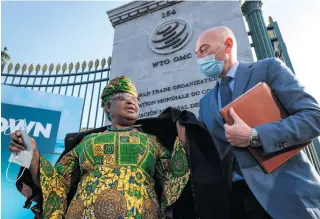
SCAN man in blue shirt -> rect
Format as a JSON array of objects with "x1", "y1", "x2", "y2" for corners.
[{"x1": 195, "y1": 26, "x2": 320, "y2": 219}]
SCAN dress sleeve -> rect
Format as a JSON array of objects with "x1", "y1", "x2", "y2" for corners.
[
  {"x1": 39, "y1": 132, "x2": 98, "y2": 219},
  {"x1": 154, "y1": 136, "x2": 190, "y2": 212},
  {"x1": 39, "y1": 148, "x2": 79, "y2": 219}
]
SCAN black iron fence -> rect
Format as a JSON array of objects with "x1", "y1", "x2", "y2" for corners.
[{"x1": 1, "y1": 57, "x2": 111, "y2": 132}]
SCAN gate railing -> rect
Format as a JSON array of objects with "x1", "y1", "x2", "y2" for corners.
[
  {"x1": 1, "y1": 57, "x2": 111, "y2": 131},
  {"x1": 2, "y1": 57, "x2": 320, "y2": 172}
]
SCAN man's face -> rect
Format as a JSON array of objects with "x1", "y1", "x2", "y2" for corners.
[{"x1": 195, "y1": 36, "x2": 226, "y2": 61}]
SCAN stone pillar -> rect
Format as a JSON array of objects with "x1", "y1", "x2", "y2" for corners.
[
  {"x1": 242, "y1": 1, "x2": 274, "y2": 60},
  {"x1": 107, "y1": 1, "x2": 253, "y2": 120}
]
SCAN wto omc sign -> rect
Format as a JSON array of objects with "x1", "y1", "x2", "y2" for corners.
[
  {"x1": 1, "y1": 103, "x2": 61, "y2": 154},
  {"x1": 150, "y1": 19, "x2": 192, "y2": 55}
]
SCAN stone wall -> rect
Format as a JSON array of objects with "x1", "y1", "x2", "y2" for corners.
[{"x1": 107, "y1": 1, "x2": 253, "y2": 119}]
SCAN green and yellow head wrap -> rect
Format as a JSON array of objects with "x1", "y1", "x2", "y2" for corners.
[{"x1": 100, "y1": 76, "x2": 138, "y2": 108}]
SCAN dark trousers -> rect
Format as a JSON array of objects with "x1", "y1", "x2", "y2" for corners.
[{"x1": 229, "y1": 180, "x2": 272, "y2": 219}]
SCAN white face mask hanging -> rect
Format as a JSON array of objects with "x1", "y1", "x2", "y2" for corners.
[{"x1": 4, "y1": 119, "x2": 34, "y2": 183}]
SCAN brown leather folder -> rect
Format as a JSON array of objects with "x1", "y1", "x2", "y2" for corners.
[{"x1": 219, "y1": 82, "x2": 309, "y2": 173}]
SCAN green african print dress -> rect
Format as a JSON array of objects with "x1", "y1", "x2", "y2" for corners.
[{"x1": 39, "y1": 131, "x2": 190, "y2": 219}]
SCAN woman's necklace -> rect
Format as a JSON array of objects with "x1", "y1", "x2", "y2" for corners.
[{"x1": 106, "y1": 125, "x2": 135, "y2": 132}]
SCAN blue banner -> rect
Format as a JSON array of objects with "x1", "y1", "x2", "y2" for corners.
[
  {"x1": 1, "y1": 85, "x2": 83, "y2": 219},
  {"x1": 1, "y1": 103, "x2": 61, "y2": 154}
]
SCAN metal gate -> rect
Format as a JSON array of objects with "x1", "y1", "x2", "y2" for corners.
[{"x1": 1, "y1": 57, "x2": 111, "y2": 132}]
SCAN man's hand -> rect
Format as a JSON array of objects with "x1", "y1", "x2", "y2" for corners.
[{"x1": 224, "y1": 108, "x2": 252, "y2": 147}]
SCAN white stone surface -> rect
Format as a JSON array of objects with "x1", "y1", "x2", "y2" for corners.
[{"x1": 108, "y1": 1, "x2": 253, "y2": 119}]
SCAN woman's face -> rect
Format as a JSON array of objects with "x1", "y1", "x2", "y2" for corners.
[{"x1": 107, "y1": 93, "x2": 140, "y2": 123}]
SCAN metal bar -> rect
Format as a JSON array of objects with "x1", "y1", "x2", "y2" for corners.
[
  {"x1": 101, "y1": 70, "x2": 110, "y2": 127},
  {"x1": 79, "y1": 72, "x2": 90, "y2": 131},
  {"x1": 304, "y1": 147, "x2": 312, "y2": 159},
  {"x1": 271, "y1": 22, "x2": 295, "y2": 73},
  {"x1": 77, "y1": 73, "x2": 84, "y2": 132},
  {"x1": 31, "y1": 71, "x2": 39, "y2": 90},
  {"x1": 77, "y1": 71, "x2": 85, "y2": 97},
  {"x1": 1, "y1": 70, "x2": 11, "y2": 84},
  {"x1": 77, "y1": 69, "x2": 86, "y2": 132},
  {"x1": 11, "y1": 73, "x2": 17, "y2": 85},
  {"x1": 18, "y1": 69, "x2": 25, "y2": 86},
  {"x1": 86, "y1": 72, "x2": 97, "y2": 130},
  {"x1": 38, "y1": 69, "x2": 45, "y2": 91},
  {"x1": 65, "y1": 72, "x2": 71, "y2": 96},
  {"x1": 45, "y1": 70, "x2": 53, "y2": 92},
  {"x1": 25, "y1": 72, "x2": 31, "y2": 88},
  {"x1": 94, "y1": 70, "x2": 103, "y2": 128},
  {"x1": 1, "y1": 68, "x2": 110, "y2": 78},
  {"x1": 10, "y1": 78, "x2": 109, "y2": 87},
  {"x1": 58, "y1": 72, "x2": 64, "y2": 94},
  {"x1": 52, "y1": 71, "x2": 59, "y2": 93},
  {"x1": 267, "y1": 26, "x2": 274, "y2": 31},
  {"x1": 304, "y1": 145, "x2": 319, "y2": 172},
  {"x1": 270, "y1": 37, "x2": 278, "y2": 43},
  {"x1": 3, "y1": 74, "x2": 9, "y2": 84},
  {"x1": 71, "y1": 74, "x2": 77, "y2": 96}
]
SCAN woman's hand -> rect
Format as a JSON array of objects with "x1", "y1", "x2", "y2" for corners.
[
  {"x1": 9, "y1": 130, "x2": 40, "y2": 169},
  {"x1": 9, "y1": 130, "x2": 41, "y2": 186},
  {"x1": 9, "y1": 130, "x2": 37, "y2": 153}
]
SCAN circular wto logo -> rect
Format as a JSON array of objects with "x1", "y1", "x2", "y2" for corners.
[{"x1": 149, "y1": 19, "x2": 192, "y2": 55}]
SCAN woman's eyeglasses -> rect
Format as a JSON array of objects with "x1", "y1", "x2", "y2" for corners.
[{"x1": 110, "y1": 93, "x2": 141, "y2": 105}]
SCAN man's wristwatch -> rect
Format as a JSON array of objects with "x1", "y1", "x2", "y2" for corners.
[{"x1": 249, "y1": 128, "x2": 262, "y2": 147}]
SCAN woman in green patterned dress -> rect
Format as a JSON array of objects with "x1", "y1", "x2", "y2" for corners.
[{"x1": 9, "y1": 76, "x2": 190, "y2": 219}]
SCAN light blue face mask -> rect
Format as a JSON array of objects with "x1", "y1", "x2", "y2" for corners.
[{"x1": 197, "y1": 44, "x2": 225, "y2": 78}]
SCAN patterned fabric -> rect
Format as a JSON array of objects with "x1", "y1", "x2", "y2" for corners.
[
  {"x1": 101, "y1": 76, "x2": 138, "y2": 108},
  {"x1": 40, "y1": 131, "x2": 190, "y2": 219}
]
